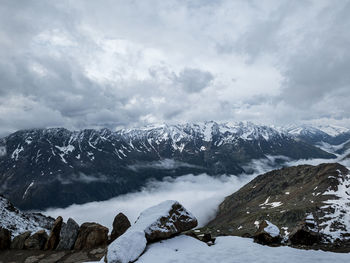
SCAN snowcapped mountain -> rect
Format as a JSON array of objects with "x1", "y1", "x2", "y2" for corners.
[
  {"x1": 285, "y1": 124, "x2": 350, "y2": 145},
  {"x1": 0, "y1": 195, "x2": 53, "y2": 237},
  {"x1": 0, "y1": 122, "x2": 336, "y2": 210}
]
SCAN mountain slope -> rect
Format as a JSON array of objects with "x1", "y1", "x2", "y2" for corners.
[
  {"x1": 206, "y1": 163, "x2": 350, "y2": 250},
  {"x1": 286, "y1": 124, "x2": 350, "y2": 145},
  {"x1": 0, "y1": 195, "x2": 54, "y2": 237},
  {"x1": 0, "y1": 122, "x2": 335, "y2": 210}
]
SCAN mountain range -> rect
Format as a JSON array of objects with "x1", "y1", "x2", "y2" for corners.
[{"x1": 0, "y1": 122, "x2": 349, "y2": 210}]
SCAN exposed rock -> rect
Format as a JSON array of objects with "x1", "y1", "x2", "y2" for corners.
[
  {"x1": 24, "y1": 254, "x2": 45, "y2": 263},
  {"x1": 110, "y1": 213, "x2": 131, "y2": 243},
  {"x1": 289, "y1": 221, "x2": 320, "y2": 246},
  {"x1": 45, "y1": 216, "x2": 63, "y2": 250},
  {"x1": 11, "y1": 231, "x2": 31, "y2": 249},
  {"x1": 105, "y1": 200, "x2": 197, "y2": 263},
  {"x1": 0, "y1": 227, "x2": 11, "y2": 249},
  {"x1": 56, "y1": 218, "x2": 79, "y2": 250},
  {"x1": 37, "y1": 251, "x2": 66, "y2": 263},
  {"x1": 73, "y1": 222, "x2": 108, "y2": 250},
  {"x1": 134, "y1": 200, "x2": 198, "y2": 242},
  {"x1": 253, "y1": 220, "x2": 281, "y2": 246},
  {"x1": 24, "y1": 230, "x2": 48, "y2": 250}
]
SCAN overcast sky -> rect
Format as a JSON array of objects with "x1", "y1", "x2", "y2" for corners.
[{"x1": 0, "y1": 0, "x2": 349, "y2": 136}]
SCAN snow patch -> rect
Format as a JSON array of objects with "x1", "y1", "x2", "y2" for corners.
[
  {"x1": 264, "y1": 220, "x2": 280, "y2": 237},
  {"x1": 0, "y1": 146, "x2": 6, "y2": 157}
]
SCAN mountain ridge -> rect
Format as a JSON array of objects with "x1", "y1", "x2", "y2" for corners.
[{"x1": 0, "y1": 122, "x2": 339, "y2": 210}]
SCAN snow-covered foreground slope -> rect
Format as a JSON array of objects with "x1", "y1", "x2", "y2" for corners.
[{"x1": 136, "y1": 235, "x2": 349, "y2": 263}]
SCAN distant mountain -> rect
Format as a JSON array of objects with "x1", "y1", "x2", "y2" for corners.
[
  {"x1": 0, "y1": 122, "x2": 336, "y2": 210},
  {"x1": 285, "y1": 124, "x2": 350, "y2": 145},
  {"x1": 205, "y1": 163, "x2": 350, "y2": 251}
]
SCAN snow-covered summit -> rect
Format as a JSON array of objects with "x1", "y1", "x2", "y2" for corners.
[{"x1": 285, "y1": 124, "x2": 350, "y2": 138}]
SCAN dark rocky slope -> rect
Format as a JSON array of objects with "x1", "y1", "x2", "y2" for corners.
[{"x1": 205, "y1": 163, "x2": 350, "y2": 251}]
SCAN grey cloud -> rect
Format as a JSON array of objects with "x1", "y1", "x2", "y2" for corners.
[
  {"x1": 0, "y1": 0, "x2": 350, "y2": 136},
  {"x1": 175, "y1": 68, "x2": 214, "y2": 93}
]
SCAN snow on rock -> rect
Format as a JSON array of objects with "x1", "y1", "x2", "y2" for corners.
[
  {"x1": 105, "y1": 200, "x2": 198, "y2": 263},
  {"x1": 254, "y1": 220, "x2": 281, "y2": 245},
  {"x1": 0, "y1": 146, "x2": 6, "y2": 157},
  {"x1": 105, "y1": 230, "x2": 147, "y2": 263},
  {"x1": 11, "y1": 145, "x2": 24, "y2": 161},
  {"x1": 319, "y1": 169, "x2": 350, "y2": 241},
  {"x1": 133, "y1": 200, "x2": 198, "y2": 241},
  {"x1": 264, "y1": 220, "x2": 280, "y2": 238},
  {"x1": 0, "y1": 195, "x2": 54, "y2": 237},
  {"x1": 136, "y1": 235, "x2": 350, "y2": 263}
]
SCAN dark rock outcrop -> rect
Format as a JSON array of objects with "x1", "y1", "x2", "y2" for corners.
[
  {"x1": 110, "y1": 213, "x2": 131, "y2": 243},
  {"x1": 0, "y1": 227, "x2": 11, "y2": 249},
  {"x1": 45, "y1": 216, "x2": 63, "y2": 250},
  {"x1": 253, "y1": 220, "x2": 281, "y2": 246},
  {"x1": 11, "y1": 231, "x2": 31, "y2": 249},
  {"x1": 24, "y1": 230, "x2": 48, "y2": 250},
  {"x1": 74, "y1": 223, "x2": 108, "y2": 250},
  {"x1": 56, "y1": 218, "x2": 79, "y2": 250},
  {"x1": 289, "y1": 222, "x2": 320, "y2": 246}
]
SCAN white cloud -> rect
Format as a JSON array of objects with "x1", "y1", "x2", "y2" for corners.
[{"x1": 43, "y1": 173, "x2": 256, "y2": 231}]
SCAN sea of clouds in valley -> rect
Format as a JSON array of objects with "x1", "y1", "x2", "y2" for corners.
[{"x1": 43, "y1": 148, "x2": 350, "y2": 231}]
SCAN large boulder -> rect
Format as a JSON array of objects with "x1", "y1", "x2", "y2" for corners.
[
  {"x1": 105, "y1": 200, "x2": 197, "y2": 263},
  {"x1": 24, "y1": 230, "x2": 48, "y2": 250},
  {"x1": 0, "y1": 227, "x2": 11, "y2": 249},
  {"x1": 110, "y1": 213, "x2": 131, "y2": 243},
  {"x1": 134, "y1": 200, "x2": 198, "y2": 242},
  {"x1": 11, "y1": 231, "x2": 31, "y2": 249},
  {"x1": 56, "y1": 218, "x2": 79, "y2": 250},
  {"x1": 253, "y1": 220, "x2": 281, "y2": 246},
  {"x1": 45, "y1": 216, "x2": 63, "y2": 250},
  {"x1": 289, "y1": 221, "x2": 320, "y2": 246},
  {"x1": 74, "y1": 222, "x2": 108, "y2": 250}
]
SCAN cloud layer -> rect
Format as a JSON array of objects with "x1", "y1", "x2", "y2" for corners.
[
  {"x1": 0, "y1": 0, "x2": 350, "y2": 136},
  {"x1": 43, "y1": 173, "x2": 256, "y2": 230}
]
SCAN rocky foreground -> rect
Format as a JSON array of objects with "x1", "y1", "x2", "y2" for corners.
[
  {"x1": 1, "y1": 162, "x2": 350, "y2": 262},
  {"x1": 0, "y1": 199, "x2": 198, "y2": 263}
]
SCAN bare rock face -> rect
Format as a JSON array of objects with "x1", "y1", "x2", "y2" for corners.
[
  {"x1": 74, "y1": 223, "x2": 108, "y2": 250},
  {"x1": 253, "y1": 220, "x2": 281, "y2": 246},
  {"x1": 11, "y1": 231, "x2": 31, "y2": 249},
  {"x1": 0, "y1": 227, "x2": 11, "y2": 249},
  {"x1": 289, "y1": 221, "x2": 320, "y2": 246},
  {"x1": 135, "y1": 200, "x2": 198, "y2": 242},
  {"x1": 56, "y1": 218, "x2": 79, "y2": 250},
  {"x1": 24, "y1": 230, "x2": 48, "y2": 250},
  {"x1": 110, "y1": 213, "x2": 131, "y2": 243},
  {"x1": 45, "y1": 216, "x2": 63, "y2": 250}
]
